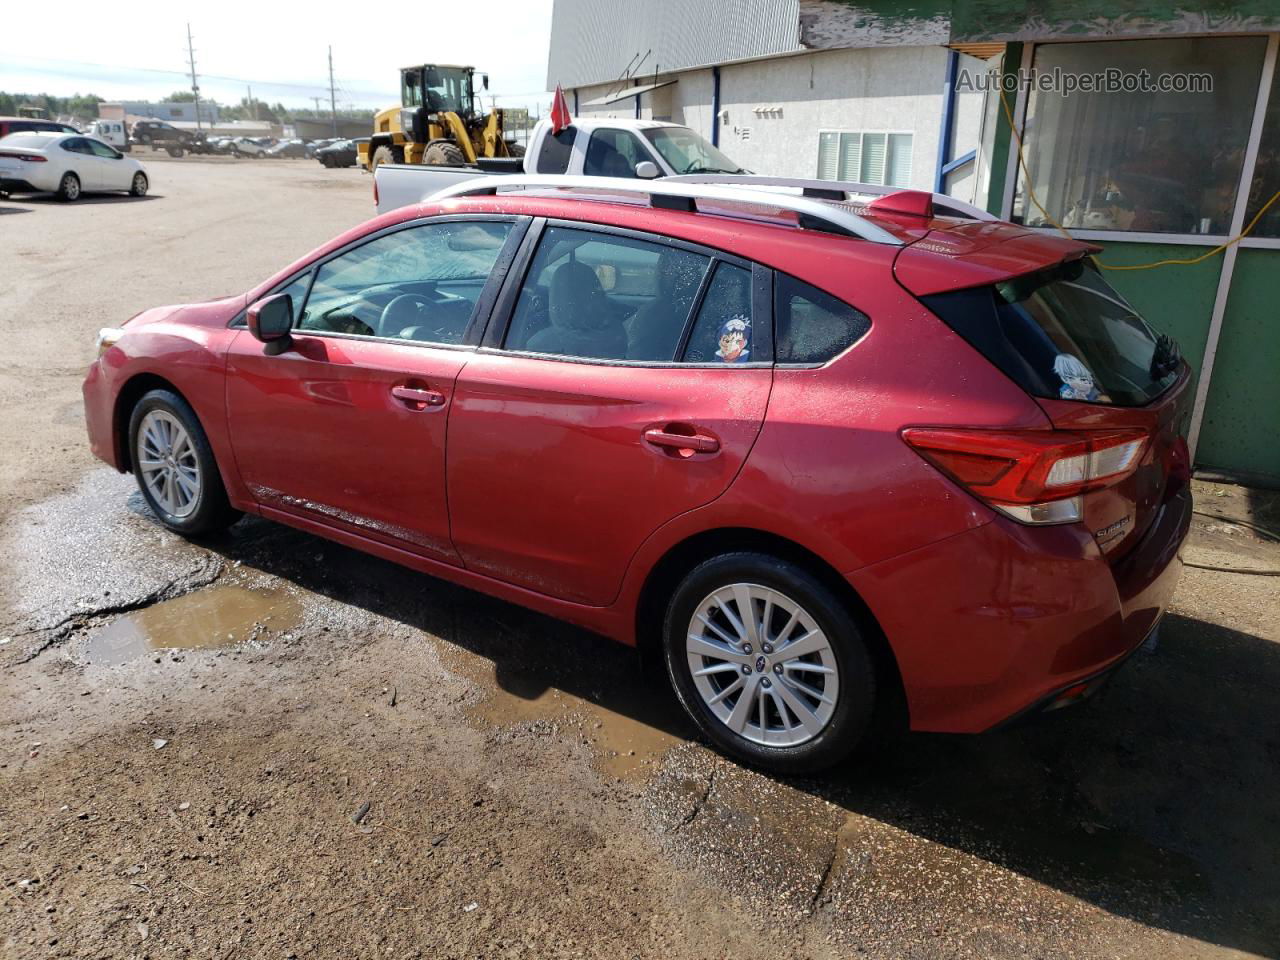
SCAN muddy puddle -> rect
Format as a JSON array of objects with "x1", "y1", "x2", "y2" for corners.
[
  {"x1": 441, "y1": 645, "x2": 690, "y2": 782},
  {"x1": 81, "y1": 583, "x2": 303, "y2": 666}
]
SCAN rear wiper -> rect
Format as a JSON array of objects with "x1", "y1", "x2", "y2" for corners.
[{"x1": 1151, "y1": 332, "x2": 1181, "y2": 378}]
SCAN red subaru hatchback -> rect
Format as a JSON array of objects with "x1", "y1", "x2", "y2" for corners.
[{"x1": 83, "y1": 177, "x2": 1191, "y2": 772}]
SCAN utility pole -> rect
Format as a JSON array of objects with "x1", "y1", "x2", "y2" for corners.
[
  {"x1": 186, "y1": 23, "x2": 202, "y2": 131},
  {"x1": 311, "y1": 96, "x2": 323, "y2": 115},
  {"x1": 328, "y1": 46, "x2": 338, "y2": 136},
  {"x1": 247, "y1": 85, "x2": 256, "y2": 122}
]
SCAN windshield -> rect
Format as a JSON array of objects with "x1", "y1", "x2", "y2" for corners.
[
  {"x1": 641, "y1": 127, "x2": 744, "y2": 175},
  {"x1": 922, "y1": 260, "x2": 1181, "y2": 407}
]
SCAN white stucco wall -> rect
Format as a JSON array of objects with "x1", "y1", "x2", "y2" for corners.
[{"x1": 571, "y1": 45, "x2": 989, "y2": 193}]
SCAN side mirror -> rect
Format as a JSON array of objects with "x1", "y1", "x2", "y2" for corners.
[
  {"x1": 481, "y1": 73, "x2": 490, "y2": 90},
  {"x1": 634, "y1": 160, "x2": 659, "y2": 179},
  {"x1": 247, "y1": 293, "x2": 294, "y2": 354}
]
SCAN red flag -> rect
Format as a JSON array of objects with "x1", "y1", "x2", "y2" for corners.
[{"x1": 550, "y1": 84, "x2": 572, "y2": 134}]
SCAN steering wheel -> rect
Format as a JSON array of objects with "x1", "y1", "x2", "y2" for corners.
[{"x1": 378, "y1": 293, "x2": 433, "y2": 338}]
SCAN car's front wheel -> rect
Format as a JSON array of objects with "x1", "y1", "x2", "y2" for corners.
[
  {"x1": 56, "y1": 172, "x2": 81, "y2": 201},
  {"x1": 663, "y1": 552, "x2": 877, "y2": 774},
  {"x1": 129, "y1": 172, "x2": 148, "y2": 197},
  {"x1": 129, "y1": 389, "x2": 240, "y2": 536}
]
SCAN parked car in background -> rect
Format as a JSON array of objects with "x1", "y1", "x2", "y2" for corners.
[
  {"x1": 315, "y1": 138, "x2": 361, "y2": 168},
  {"x1": 228, "y1": 137, "x2": 273, "y2": 158},
  {"x1": 128, "y1": 119, "x2": 200, "y2": 157},
  {"x1": 0, "y1": 132, "x2": 148, "y2": 200},
  {"x1": 267, "y1": 139, "x2": 310, "y2": 159},
  {"x1": 82, "y1": 175, "x2": 1190, "y2": 773},
  {"x1": 0, "y1": 116, "x2": 79, "y2": 139}
]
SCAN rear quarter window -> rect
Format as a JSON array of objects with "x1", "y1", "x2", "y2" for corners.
[
  {"x1": 775, "y1": 274, "x2": 871, "y2": 364},
  {"x1": 536, "y1": 128, "x2": 575, "y2": 174}
]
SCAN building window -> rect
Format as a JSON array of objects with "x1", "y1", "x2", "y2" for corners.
[
  {"x1": 817, "y1": 131, "x2": 913, "y2": 186},
  {"x1": 1245, "y1": 57, "x2": 1280, "y2": 239},
  {"x1": 1015, "y1": 36, "x2": 1268, "y2": 235}
]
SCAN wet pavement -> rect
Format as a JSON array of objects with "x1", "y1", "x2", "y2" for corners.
[
  {"x1": 2, "y1": 466, "x2": 1278, "y2": 958},
  {"x1": 4, "y1": 161, "x2": 1279, "y2": 959}
]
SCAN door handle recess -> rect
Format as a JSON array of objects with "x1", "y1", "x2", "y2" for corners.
[
  {"x1": 644, "y1": 428, "x2": 720, "y2": 455},
  {"x1": 391, "y1": 385, "x2": 446, "y2": 409}
]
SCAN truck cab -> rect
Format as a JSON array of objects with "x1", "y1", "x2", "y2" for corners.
[
  {"x1": 86, "y1": 120, "x2": 130, "y2": 151},
  {"x1": 526, "y1": 118, "x2": 745, "y2": 180},
  {"x1": 373, "y1": 118, "x2": 746, "y2": 215}
]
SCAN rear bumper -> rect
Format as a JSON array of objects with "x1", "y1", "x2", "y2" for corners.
[
  {"x1": 848, "y1": 485, "x2": 1191, "y2": 733},
  {"x1": 0, "y1": 177, "x2": 39, "y2": 193}
]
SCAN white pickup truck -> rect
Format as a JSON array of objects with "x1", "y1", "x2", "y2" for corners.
[{"x1": 374, "y1": 117, "x2": 747, "y2": 215}]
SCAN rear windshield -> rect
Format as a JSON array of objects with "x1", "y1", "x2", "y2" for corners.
[
  {"x1": 0, "y1": 134, "x2": 54, "y2": 150},
  {"x1": 921, "y1": 259, "x2": 1181, "y2": 407}
]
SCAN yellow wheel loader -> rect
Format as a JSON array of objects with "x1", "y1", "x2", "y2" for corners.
[{"x1": 359, "y1": 64, "x2": 524, "y2": 172}]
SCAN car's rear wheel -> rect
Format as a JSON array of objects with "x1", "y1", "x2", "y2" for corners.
[
  {"x1": 57, "y1": 172, "x2": 80, "y2": 202},
  {"x1": 663, "y1": 552, "x2": 877, "y2": 773},
  {"x1": 129, "y1": 389, "x2": 240, "y2": 536},
  {"x1": 129, "y1": 172, "x2": 148, "y2": 197}
]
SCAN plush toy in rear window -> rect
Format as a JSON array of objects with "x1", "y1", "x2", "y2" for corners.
[
  {"x1": 1054, "y1": 353, "x2": 1100, "y2": 401},
  {"x1": 716, "y1": 316, "x2": 750, "y2": 363}
]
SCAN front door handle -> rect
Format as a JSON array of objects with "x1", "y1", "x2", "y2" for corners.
[
  {"x1": 644, "y1": 427, "x2": 720, "y2": 455},
  {"x1": 391, "y1": 384, "x2": 446, "y2": 410}
]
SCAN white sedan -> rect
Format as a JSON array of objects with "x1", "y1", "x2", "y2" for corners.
[{"x1": 0, "y1": 132, "x2": 149, "y2": 201}]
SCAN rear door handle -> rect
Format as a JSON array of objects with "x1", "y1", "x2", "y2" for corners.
[
  {"x1": 391, "y1": 385, "x2": 446, "y2": 410},
  {"x1": 644, "y1": 428, "x2": 720, "y2": 455}
]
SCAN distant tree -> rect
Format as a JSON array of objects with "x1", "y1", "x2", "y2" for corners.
[
  {"x1": 166, "y1": 90, "x2": 197, "y2": 103},
  {"x1": 0, "y1": 92, "x2": 16, "y2": 115},
  {"x1": 66, "y1": 93, "x2": 103, "y2": 118}
]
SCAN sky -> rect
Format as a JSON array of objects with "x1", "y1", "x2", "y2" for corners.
[{"x1": 0, "y1": 0, "x2": 556, "y2": 112}]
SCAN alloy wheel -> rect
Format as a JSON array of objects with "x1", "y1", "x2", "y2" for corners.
[
  {"x1": 686, "y1": 583, "x2": 840, "y2": 747},
  {"x1": 136, "y1": 409, "x2": 201, "y2": 519}
]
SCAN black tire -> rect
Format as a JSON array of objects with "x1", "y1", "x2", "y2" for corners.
[
  {"x1": 506, "y1": 141, "x2": 526, "y2": 158},
  {"x1": 423, "y1": 141, "x2": 465, "y2": 166},
  {"x1": 128, "y1": 389, "x2": 240, "y2": 536},
  {"x1": 662, "y1": 552, "x2": 877, "y2": 774},
  {"x1": 129, "y1": 172, "x2": 148, "y2": 197},
  {"x1": 56, "y1": 172, "x2": 81, "y2": 202},
  {"x1": 370, "y1": 145, "x2": 395, "y2": 173},
  {"x1": 166, "y1": 145, "x2": 184, "y2": 158}
]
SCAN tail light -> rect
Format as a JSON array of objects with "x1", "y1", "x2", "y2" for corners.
[
  {"x1": 902, "y1": 427, "x2": 1148, "y2": 525},
  {"x1": 373, "y1": 173, "x2": 379, "y2": 206},
  {"x1": 0, "y1": 151, "x2": 46, "y2": 162}
]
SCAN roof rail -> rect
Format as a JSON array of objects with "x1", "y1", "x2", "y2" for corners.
[
  {"x1": 668, "y1": 174, "x2": 999, "y2": 222},
  {"x1": 425, "y1": 175, "x2": 906, "y2": 246}
]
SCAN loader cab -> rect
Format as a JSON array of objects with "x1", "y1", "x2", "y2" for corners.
[{"x1": 401, "y1": 65, "x2": 475, "y2": 120}]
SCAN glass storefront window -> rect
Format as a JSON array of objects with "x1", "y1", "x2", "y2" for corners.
[
  {"x1": 1014, "y1": 37, "x2": 1268, "y2": 235},
  {"x1": 1245, "y1": 59, "x2": 1280, "y2": 238}
]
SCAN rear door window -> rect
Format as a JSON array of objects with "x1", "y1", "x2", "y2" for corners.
[
  {"x1": 503, "y1": 226, "x2": 710, "y2": 361},
  {"x1": 681, "y1": 263, "x2": 756, "y2": 363},
  {"x1": 921, "y1": 259, "x2": 1180, "y2": 406}
]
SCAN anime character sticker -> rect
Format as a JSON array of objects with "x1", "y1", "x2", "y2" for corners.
[
  {"x1": 1054, "y1": 353, "x2": 1100, "y2": 401},
  {"x1": 717, "y1": 316, "x2": 751, "y2": 363}
]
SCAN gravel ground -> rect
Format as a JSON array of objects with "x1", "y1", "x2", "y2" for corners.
[{"x1": 1, "y1": 159, "x2": 1278, "y2": 960}]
